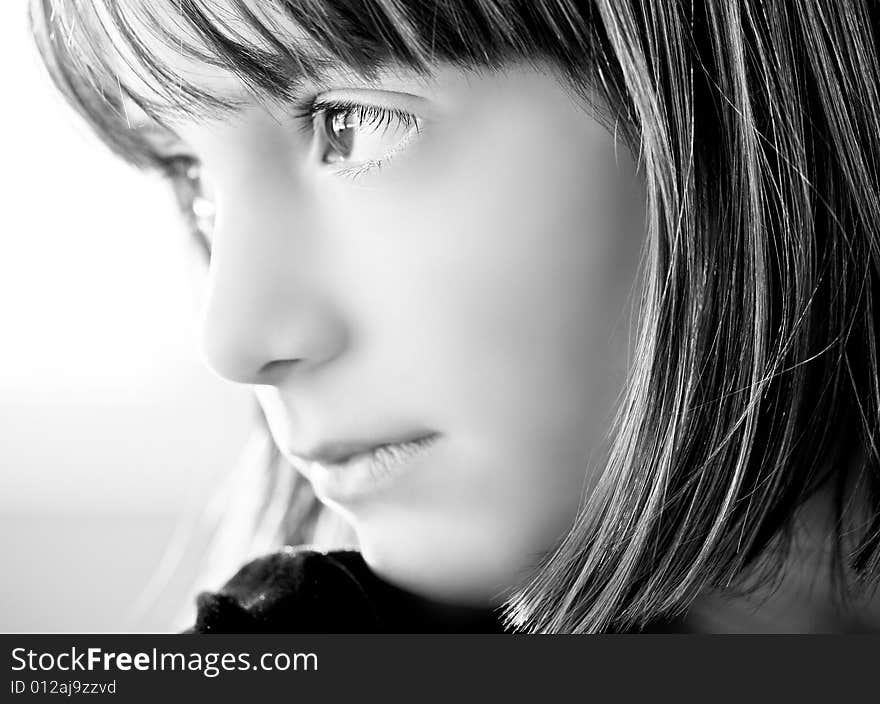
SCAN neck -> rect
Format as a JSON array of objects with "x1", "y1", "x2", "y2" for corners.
[{"x1": 683, "y1": 474, "x2": 880, "y2": 633}]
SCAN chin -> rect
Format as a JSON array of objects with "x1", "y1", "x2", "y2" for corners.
[{"x1": 353, "y1": 518, "x2": 533, "y2": 608}]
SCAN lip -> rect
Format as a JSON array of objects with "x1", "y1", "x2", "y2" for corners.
[
  {"x1": 291, "y1": 429, "x2": 439, "y2": 465},
  {"x1": 287, "y1": 431, "x2": 441, "y2": 503}
]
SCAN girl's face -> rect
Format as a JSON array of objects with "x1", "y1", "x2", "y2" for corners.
[{"x1": 169, "y1": 62, "x2": 646, "y2": 605}]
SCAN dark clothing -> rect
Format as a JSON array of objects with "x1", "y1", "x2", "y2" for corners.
[{"x1": 182, "y1": 547, "x2": 509, "y2": 633}]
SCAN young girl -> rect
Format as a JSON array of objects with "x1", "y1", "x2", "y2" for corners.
[{"x1": 30, "y1": 0, "x2": 880, "y2": 633}]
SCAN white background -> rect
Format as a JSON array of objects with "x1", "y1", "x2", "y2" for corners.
[{"x1": 1, "y1": 1, "x2": 254, "y2": 631}]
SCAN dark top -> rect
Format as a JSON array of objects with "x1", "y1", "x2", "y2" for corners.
[{"x1": 182, "y1": 546, "x2": 509, "y2": 633}]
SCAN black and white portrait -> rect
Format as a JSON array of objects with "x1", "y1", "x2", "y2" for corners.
[{"x1": 5, "y1": 0, "x2": 880, "y2": 637}]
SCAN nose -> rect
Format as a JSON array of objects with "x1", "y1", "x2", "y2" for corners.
[{"x1": 199, "y1": 181, "x2": 349, "y2": 386}]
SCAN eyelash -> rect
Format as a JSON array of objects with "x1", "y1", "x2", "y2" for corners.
[{"x1": 293, "y1": 97, "x2": 420, "y2": 140}]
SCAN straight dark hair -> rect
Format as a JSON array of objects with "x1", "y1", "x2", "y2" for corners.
[{"x1": 30, "y1": 0, "x2": 880, "y2": 632}]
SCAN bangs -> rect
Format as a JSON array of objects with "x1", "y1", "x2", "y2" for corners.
[{"x1": 30, "y1": 0, "x2": 613, "y2": 169}]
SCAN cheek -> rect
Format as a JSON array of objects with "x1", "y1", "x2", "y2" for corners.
[{"x1": 326, "y1": 100, "x2": 644, "y2": 461}]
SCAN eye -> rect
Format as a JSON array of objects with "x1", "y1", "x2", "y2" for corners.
[
  {"x1": 159, "y1": 154, "x2": 214, "y2": 258},
  {"x1": 305, "y1": 99, "x2": 422, "y2": 178}
]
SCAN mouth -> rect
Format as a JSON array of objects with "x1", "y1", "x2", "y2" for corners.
[
  {"x1": 287, "y1": 431, "x2": 442, "y2": 503},
  {"x1": 291, "y1": 430, "x2": 440, "y2": 466}
]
